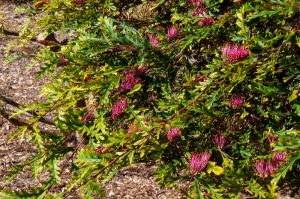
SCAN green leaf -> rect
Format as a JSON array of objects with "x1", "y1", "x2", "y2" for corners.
[
  {"x1": 77, "y1": 149, "x2": 102, "y2": 164},
  {"x1": 128, "y1": 150, "x2": 135, "y2": 165},
  {"x1": 194, "y1": 178, "x2": 204, "y2": 199},
  {"x1": 252, "y1": 84, "x2": 280, "y2": 96},
  {"x1": 206, "y1": 162, "x2": 224, "y2": 176},
  {"x1": 127, "y1": 84, "x2": 142, "y2": 95},
  {"x1": 288, "y1": 90, "x2": 298, "y2": 102},
  {"x1": 236, "y1": 21, "x2": 244, "y2": 29},
  {"x1": 292, "y1": 104, "x2": 300, "y2": 116},
  {"x1": 248, "y1": 180, "x2": 268, "y2": 198},
  {"x1": 237, "y1": 13, "x2": 243, "y2": 21},
  {"x1": 51, "y1": 158, "x2": 61, "y2": 183}
]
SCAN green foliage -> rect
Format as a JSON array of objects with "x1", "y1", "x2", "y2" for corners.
[{"x1": 1, "y1": 0, "x2": 300, "y2": 198}]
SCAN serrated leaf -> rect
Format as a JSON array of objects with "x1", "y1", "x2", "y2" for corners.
[{"x1": 51, "y1": 158, "x2": 61, "y2": 183}]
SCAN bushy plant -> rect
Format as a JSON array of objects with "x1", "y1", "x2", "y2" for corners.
[{"x1": 1, "y1": 0, "x2": 300, "y2": 198}]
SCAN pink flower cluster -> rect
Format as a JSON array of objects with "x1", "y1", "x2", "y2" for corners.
[
  {"x1": 167, "y1": 127, "x2": 181, "y2": 142},
  {"x1": 148, "y1": 34, "x2": 159, "y2": 48},
  {"x1": 198, "y1": 18, "x2": 214, "y2": 27},
  {"x1": 190, "y1": 1, "x2": 214, "y2": 27},
  {"x1": 112, "y1": 98, "x2": 127, "y2": 119},
  {"x1": 230, "y1": 96, "x2": 244, "y2": 109},
  {"x1": 189, "y1": 151, "x2": 211, "y2": 175},
  {"x1": 192, "y1": 7, "x2": 207, "y2": 17},
  {"x1": 255, "y1": 160, "x2": 275, "y2": 178},
  {"x1": 255, "y1": 152, "x2": 288, "y2": 178},
  {"x1": 272, "y1": 152, "x2": 288, "y2": 168},
  {"x1": 167, "y1": 26, "x2": 180, "y2": 40},
  {"x1": 190, "y1": 0, "x2": 204, "y2": 7},
  {"x1": 119, "y1": 66, "x2": 148, "y2": 92},
  {"x1": 119, "y1": 72, "x2": 140, "y2": 92},
  {"x1": 213, "y1": 134, "x2": 227, "y2": 149},
  {"x1": 221, "y1": 43, "x2": 249, "y2": 63}
]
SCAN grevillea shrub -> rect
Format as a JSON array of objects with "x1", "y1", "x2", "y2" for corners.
[{"x1": 1, "y1": 0, "x2": 300, "y2": 198}]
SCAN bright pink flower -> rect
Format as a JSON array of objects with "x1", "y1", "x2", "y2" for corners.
[
  {"x1": 255, "y1": 160, "x2": 275, "y2": 178},
  {"x1": 189, "y1": 151, "x2": 211, "y2": 175},
  {"x1": 266, "y1": 161, "x2": 276, "y2": 175},
  {"x1": 230, "y1": 96, "x2": 244, "y2": 109},
  {"x1": 148, "y1": 34, "x2": 159, "y2": 48},
  {"x1": 198, "y1": 17, "x2": 214, "y2": 27},
  {"x1": 167, "y1": 127, "x2": 181, "y2": 142},
  {"x1": 267, "y1": 135, "x2": 277, "y2": 143},
  {"x1": 192, "y1": 7, "x2": 208, "y2": 17},
  {"x1": 255, "y1": 160, "x2": 268, "y2": 178},
  {"x1": 119, "y1": 72, "x2": 139, "y2": 92},
  {"x1": 167, "y1": 26, "x2": 180, "y2": 40},
  {"x1": 190, "y1": 0, "x2": 204, "y2": 7},
  {"x1": 221, "y1": 43, "x2": 249, "y2": 63},
  {"x1": 272, "y1": 152, "x2": 288, "y2": 168},
  {"x1": 213, "y1": 134, "x2": 226, "y2": 149},
  {"x1": 112, "y1": 98, "x2": 127, "y2": 119}
]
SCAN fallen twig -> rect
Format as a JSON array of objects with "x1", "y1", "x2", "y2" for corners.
[
  {"x1": 0, "y1": 101, "x2": 59, "y2": 136},
  {"x1": 0, "y1": 93, "x2": 55, "y2": 126}
]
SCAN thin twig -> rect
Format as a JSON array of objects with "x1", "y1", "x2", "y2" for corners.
[
  {"x1": 0, "y1": 103, "x2": 58, "y2": 135},
  {"x1": 0, "y1": 93, "x2": 55, "y2": 126},
  {"x1": 1, "y1": 27, "x2": 37, "y2": 42}
]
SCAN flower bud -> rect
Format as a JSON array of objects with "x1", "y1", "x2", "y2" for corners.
[{"x1": 167, "y1": 127, "x2": 181, "y2": 142}]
